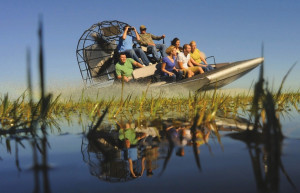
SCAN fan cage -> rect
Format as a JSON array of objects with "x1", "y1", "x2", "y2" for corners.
[{"x1": 76, "y1": 20, "x2": 130, "y2": 87}]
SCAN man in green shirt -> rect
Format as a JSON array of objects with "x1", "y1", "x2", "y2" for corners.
[{"x1": 115, "y1": 52, "x2": 144, "y2": 82}]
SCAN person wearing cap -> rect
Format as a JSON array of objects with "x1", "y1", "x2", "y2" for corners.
[
  {"x1": 138, "y1": 25, "x2": 167, "y2": 63},
  {"x1": 117, "y1": 26, "x2": 152, "y2": 66},
  {"x1": 115, "y1": 52, "x2": 144, "y2": 82}
]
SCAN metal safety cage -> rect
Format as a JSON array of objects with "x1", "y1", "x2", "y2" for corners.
[{"x1": 76, "y1": 20, "x2": 130, "y2": 87}]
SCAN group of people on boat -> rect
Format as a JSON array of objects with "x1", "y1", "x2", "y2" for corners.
[{"x1": 115, "y1": 25, "x2": 214, "y2": 83}]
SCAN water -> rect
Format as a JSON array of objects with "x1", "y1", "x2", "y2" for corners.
[{"x1": 0, "y1": 112, "x2": 299, "y2": 193}]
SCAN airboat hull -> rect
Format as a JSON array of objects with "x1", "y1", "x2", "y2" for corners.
[{"x1": 152, "y1": 57, "x2": 264, "y2": 92}]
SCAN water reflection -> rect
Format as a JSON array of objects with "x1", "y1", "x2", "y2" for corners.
[
  {"x1": 82, "y1": 115, "x2": 240, "y2": 181},
  {"x1": 81, "y1": 119, "x2": 164, "y2": 181},
  {"x1": 1, "y1": 111, "x2": 298, "y2": 192},
  {"x1": 227, "y1": 116, "x2": 297, "y2": 193},
  {"x1": 1, "y1": 125, "x2": 52, "y2": 193},
  {"x1": 82, "y1": 113, "x2": 298, "y2": 192}
]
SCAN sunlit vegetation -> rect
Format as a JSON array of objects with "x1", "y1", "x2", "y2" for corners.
[{"x1": 1, "y1": 88, "x2": 299, "y2": 132}]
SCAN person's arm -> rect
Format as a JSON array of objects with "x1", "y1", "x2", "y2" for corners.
[
  {"x1": 122, "y1": 26, "x2": 129, "y2": 40},
  {"x1": 204, "y1": 131, "x2": 211, "y2": 142},
  {"x1": 133, "y1": 61, "x2": 144, "y2": 68},
  {"x1": 128, "y1": 159, "x2": 137, "y2": 178},
  {"x1": 187, "y1": 59, "x2": 194, "y2": 67},
  {"x1": 177, "y1": 61, "x2": 185, "y2": 69},
  {"x1": 189, "y1": 57, "x2": 200, "y2": 66},
  {"x1": 132, "y1": 27, "x2": 140, "y2": 41},
  {"x1": 116, "y1": 67, "x2": 123, "y2": 79},
  {"x1": 140, "y1": 34, "x2": 157, "y2": 46},
  {"x1": 165, "y1": 125, "x2": 174, "y2": 131},
  {"x1": 161, "y1": 62, "x2": 174, "y2": 76},
  {"x1": 177, "y1": 54, "x2": 185, "y2": 69},
  {"x1": 140, "y1": 157, "x2": 146, "y2": 176},
  {"x1": 151, "y1": 34, "x2": 165, "y2": 40},
  {"x1": 200, "y1": 55, "x2": 208, "y2": 65},
  {"x1": 137, "y1": 132, "x2": 146, "y2": 140},
  {"x1": 117, "y1": 75, "x2": 129, "y2": 82},
  {"x1": 190, "y1": 57, "x2": 207, "y2": 67},
  {"x1": 116, "y1": 67, "x2": 128, "y2": 82}
]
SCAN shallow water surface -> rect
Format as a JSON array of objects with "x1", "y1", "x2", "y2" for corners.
[{"x1": 1, "y1": 112, "x2": 299, "y2": 193}]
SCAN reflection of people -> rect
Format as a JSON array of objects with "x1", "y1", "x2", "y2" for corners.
[
  {"x1": 117, "y1": 26, "x2": 152, "y2": 66},
  {"x1": 160, "y1": 46, "x2": 183, "y2": 82},
  {"x1": 127, "y1": 154, "x2": 145, "y2": 178},
  {"x1": 119, "y1": 122, "x2": 146, "y2": 147},
  {"x1": 139, "y1": 25, "x2": 167, "y2": 63},
  {"x1": 145, "y1": 146, "x2": 159, "y2": 177},
  {"x1": 165, "y1": 123, "x2": 211, "y2": 157},
  {"x1": 115, "y1": 52, "x2": 144, "y2": 82},
  {"x1": 118, "y1": 121, "x2": 147, "y2": 178}
]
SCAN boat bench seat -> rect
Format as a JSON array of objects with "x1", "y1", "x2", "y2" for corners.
[{"x1": 132, "y1": 64, "x2": 157, "y2": 79}]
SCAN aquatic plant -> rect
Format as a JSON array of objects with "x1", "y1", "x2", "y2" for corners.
[{"x1": 227, "y1": 46, "x2": 298, "y2": 192}]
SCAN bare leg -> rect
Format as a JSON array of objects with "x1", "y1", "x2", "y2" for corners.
[
  {"x1": 198, "y1": 67, "x2": 204, "y2": 74},
  {"x1": 187, "y1": 70, "x2": 194, "y2": 78}
]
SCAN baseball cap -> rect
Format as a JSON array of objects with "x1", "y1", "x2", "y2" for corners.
[{"x1": 140, "y1": 25, "x2": 147, "y2": 30}]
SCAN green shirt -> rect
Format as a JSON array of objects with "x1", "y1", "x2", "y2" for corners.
[
  {"x1": 115, "y1": 58, "x2": 135, "y2": 77},
  {"x1": 138, "y1": 33, "x2": 162, "y2": 46},
  {"x1": 119, "y1": 128, "x2": 138, "y2": 145}
]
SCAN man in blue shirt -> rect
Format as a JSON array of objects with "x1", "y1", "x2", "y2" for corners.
[{"x1": 117, "y1": 26, "x2": 152, "y2": 66}]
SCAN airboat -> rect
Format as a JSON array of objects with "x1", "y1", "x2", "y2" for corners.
[{"x1": 76, "y1": 20, "x2": 264, "y2": 91}]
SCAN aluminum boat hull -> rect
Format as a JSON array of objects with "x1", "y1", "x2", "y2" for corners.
[{"x1": 158, "y1": 57, "x2": 264, "y2": 92}]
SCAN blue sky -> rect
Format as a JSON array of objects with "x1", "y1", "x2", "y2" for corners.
[{"x1": 1, "y1": 0, "x2": 299, "y2": 95}]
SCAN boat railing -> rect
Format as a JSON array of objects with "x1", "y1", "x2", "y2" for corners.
[{"x1": 205, "y1": 56, "x2": 216, "y2": 66}]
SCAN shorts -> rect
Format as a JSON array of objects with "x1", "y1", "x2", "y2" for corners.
[{"x1": 181, "y1": 67, "x2": 201, "y2": 77}]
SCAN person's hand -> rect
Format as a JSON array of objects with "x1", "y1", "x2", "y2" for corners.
[
  {"x1": 174, "y1": 68, "x2": 179, "y2": 72},
  {"x1": 131, "y1": 174, "x2": 137, "y2": 178},
  {"x1": 168, "y1": 72, "x2": 174, "y2": 76},
  {"x1": 148, "y1": 42, "x2": 155, "y2": 46},
  {"x1": 137, "y1": 62, "x2": 144, "y2": 67},
  {"x1": 161, "y1": 34, "x2": 166, "y2": 38},
  {"x1": 132, "y1": 27, "x2": 137, "y2": 31},
  {"x1": 123, "y1": 76, "x2": 129, "y2": 82}
]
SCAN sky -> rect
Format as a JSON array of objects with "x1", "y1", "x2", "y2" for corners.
[{"x1": 0, "y1": 0, "x2": 299, "y2": 95}]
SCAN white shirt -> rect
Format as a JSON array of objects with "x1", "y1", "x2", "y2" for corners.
[{"x1": 176, "y1": 52, "x2": 190, "y2": 69}]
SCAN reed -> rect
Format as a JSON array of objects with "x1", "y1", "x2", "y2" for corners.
[{"x1": 1, "y1": 89, "x2": 300, "y2": 132}]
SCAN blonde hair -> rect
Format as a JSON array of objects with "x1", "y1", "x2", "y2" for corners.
[
  {"x1": 165, "y1": 45, "x2": 176, "y2": 55},
  {"x1": 189, "y1": 40, "x2": 196, "y2": 46}
]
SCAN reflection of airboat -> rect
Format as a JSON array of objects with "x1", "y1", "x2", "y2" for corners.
[
  {"x1": 80, "y1": 115, "x2": 257, "y2": 182},
  {"x1": 76, "y1": 20, "x2": 264, "y2": 91},
  {"x1": 81, "y1": 129, "x2": 163, "y2": 182}
]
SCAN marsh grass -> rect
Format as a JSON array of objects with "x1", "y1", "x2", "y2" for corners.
[
  {"x1": 227, "y1": 47, "x2": 298, "y2": 192},
  {"x1": 1, "y1": 88, "x2": 300, "y2": 133}
]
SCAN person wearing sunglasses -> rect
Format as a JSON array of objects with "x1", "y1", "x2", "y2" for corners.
[{"x1": 138, "y1": 25, "x2": 167, "y2": 63}]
